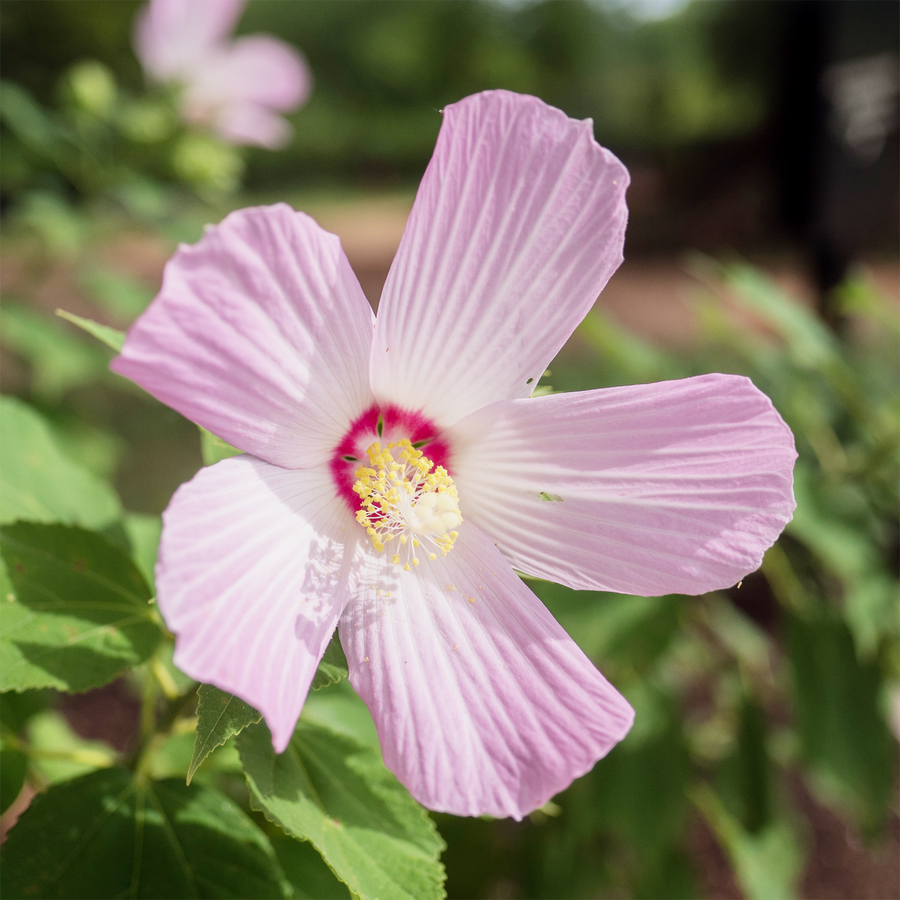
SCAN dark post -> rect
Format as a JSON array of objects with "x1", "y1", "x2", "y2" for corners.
[{"x1": 776, "y1": 0, "x2": 899, "y2": 327}]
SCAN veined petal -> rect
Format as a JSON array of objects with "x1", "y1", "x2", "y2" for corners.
[
  {"x1": 371, "y1": 90, "x2": 628, "y2": 428},
  {"x1": 134, "y1": 0, "x2": 245, "y2": 82},
  {"x1": 447, "y1": 374, "x2": 797, "y2": 596},
  {"x1": 112, "y1": 205, "x2": 375, "y2": 469},
  {"x1": 339, "y1": 523, "x2": 634, "y2": 819},
  {"x1": 157, "y1": 455, "x2": 358, "y2": 752}
]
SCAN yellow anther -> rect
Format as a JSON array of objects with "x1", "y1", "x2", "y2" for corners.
[{"x1": 352, "y1": 438, "x2": 462, "y2": 568}]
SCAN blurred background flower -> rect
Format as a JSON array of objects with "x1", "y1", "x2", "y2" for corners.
[{"x1": 134, "y1": 0, "x2": 311, "y2": 149}]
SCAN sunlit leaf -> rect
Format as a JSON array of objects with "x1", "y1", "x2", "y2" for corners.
[
  {"x1": 0, "y1": 396, "x2": 121, "y2": 528},
  {"x1": 0, "y1": 768, "x2": 291, "y2": 899},
  {"x1": 238, "y1": 718, "x2": 446, "y2": 900},
  {"x1": 0, "y1": 523, "x2": 162, "y2": 692},
  {"x1": 199, "y1": 426, "x2": 242, "y2": 465}
]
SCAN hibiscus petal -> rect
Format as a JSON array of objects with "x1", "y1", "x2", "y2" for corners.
[
  {"x1": 191, "y1": 35, "x2": 312, "y2": 113},
  {"x1": 448, "y1": 374, "x2": 797, "y2": 596},
  {"x1": 211, "y1": 101, "x2": 294, "y2": 150},
  {"x1": 371, "y1": 90, "x2": 628, "y2": 428},
  {"x1": 158, "y1": 454, "x2": 358, "y2": 752},
  {"x1": 112, "y1": 205, "x2": 375, "y2": 469},
  {"x1": 339, "y1": 523, "x2": 634, "y2": 819},
  {"x1": 135, "y1": 0, "x2": 245, "y2": 82}
]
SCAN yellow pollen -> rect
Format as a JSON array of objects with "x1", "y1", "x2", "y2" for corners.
[{"x1": 353, "y1": 438, "x2": 462, "y2": 567}]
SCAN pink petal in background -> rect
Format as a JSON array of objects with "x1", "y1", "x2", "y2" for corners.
[
  {"x1": 112, "y1": 205, "x2": 375, "y2": 469},
  {"x1": 448, "y1": 373, "x2": 797, "y2": 596},
  {"x1": 135, "y1": 0, "x2": 245, "y2": 82},
  {"x1": 340, "y1": 522, "x2": 634, "y2": 819},
  {"x1": 371, "y1": 89, "x2": 629, "y2": 429}
]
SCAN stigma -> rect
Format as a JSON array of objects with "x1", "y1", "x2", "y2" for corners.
[{"x1": 353, "y1": 438, "x2": 461, "y2": 569}]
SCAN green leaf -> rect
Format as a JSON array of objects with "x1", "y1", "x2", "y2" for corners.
[
  {"x1": 311, "y1": 631, "x2": 349, "y2": 691},
  {"x1": 0, "y1": 304, "x2": 108, "y2": 399},
  {"x1": 0, "y1": 395, "x2": 121, "y2": 528},
  {"x1": 693, "y1": 784, "x2": 803, "y2": 900},
  {"x1": 187, "y1": 685, "x2": 262, "y2": 785},
  {"x1": 0, "y1": 768, "x2": 291, "y2": 899},
  {"x1": 78, "y1": 264, "x2": 155, "y2": 319},
  {"x1": 786, "y1": 612, "x2": 895, "y2": 830},
  {"x1": 0, "y1": 81, "x2": 65, "y2": 158},
  {"x1": 0, "y1": 522, "x2": 162, "y2": 692},
  {"x1": 25, "y1": 709, "x2": 116, "y2": 784},
  {"x1": 238, "y1": 718, "x2": 446, "y2": 900},
  {"x1": 270, "y1": 835, "x2": 352, "y2": 900},
  {"x1": 590, "y1": 713, "x2": 691, "y2": 852},
  {"x1": 56, "y1": 308, "x2": 125, "y2": 353},
  {"x1": 199, "y1": 426, "x2": 243, "y2": 465},
  {"x1": 123, "y1": 511, "x2": 162, "y2": 590},
  {"x1": 0, "y1": 743, "x2": 27, "y2": 813}
]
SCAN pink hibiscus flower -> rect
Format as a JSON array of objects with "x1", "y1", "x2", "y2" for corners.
[
  {"x1": 134, "y1": 0, "x2": 311, "y2": 149},
  {"x1": 112, "y1": 91, "x2": 796, "y2": 819}
]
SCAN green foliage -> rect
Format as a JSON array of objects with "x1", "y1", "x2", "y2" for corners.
[
  {"x1": 0, "y1": 303, "x2": 109, "y2": 399},
  {"x1": 0, "y1": 522, "x2": 162, "y2": 692},
  {"x1": 188, "y1": 685, "x2": 262, "y2": 785},
  {"x1": 0, "y1": 768, "x2": 291, "y2": 899},
  {"x1": 0, "y1": 743, "x2": 27, "y2": 812},
  {"x1": 310, "y1": 630, "x2": 350, "y2": 691},
  {"x1": 56, "y1": 309, "x2": 126, "y2": 353},
  {"x1": 787, "y1": 612, "x2": 895, "y2": 830},
  {"x1": 238, "y1": 717, "x2": 446, "y2": 900},
  {"x1": 199, "y1": 427, "x2": 242, "y2": 466},
  {"x1": 0, "y1": 395, "x2": 121, "y2": 528}
]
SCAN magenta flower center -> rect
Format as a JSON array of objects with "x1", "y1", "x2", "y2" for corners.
[{"x1": 329, "y1": 403, "x2": 454, "y2": 510}]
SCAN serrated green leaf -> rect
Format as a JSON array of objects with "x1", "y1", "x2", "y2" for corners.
[
  {"x1": 311, "y1": 630, "x2": 349, "y2": 691},
  {"x1": 199, "y1": 426, "x2": 243, "y2": 465},
  {"x1": 187, "y1": 684, "x2": 262, "y2": 784},
  {"x1": 0, "y1": 768, "x2": 291, "y2": 899},
  {"x1": 0, "y1": 395, "x2": 122, "y2": 528},
  {"x1": 238, "y1": 718, "x2": 446, "y2": 900},
  {"x1": 0, "y1": 743, "x2": 27, "y2": 813},
  {"x1": 55, "y1": 308, "x2": 125, "y2": 353},
  {"x1": 0, "y1": 522, "x2": 162, "y2": 692},
  {"x1": 271, "y1": 835, "x2": 352, "y2": 900}
]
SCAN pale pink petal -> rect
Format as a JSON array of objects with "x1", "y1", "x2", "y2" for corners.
[
  {"x1": 370, "y1": 90, "x2": 628, "y2": 429},
  {"x1": 111, "y1": 205, "x2": 375, "y2": 469},
  {"x1": 212, "y1": 102, "x2": 294, "y2": 150},
  {"x1": 158, "y1": 454, "x2": 358, "y2": 752},
  {"x1": 447, "y1": 374, "x2": 797, "y2": 596},
  {"x1": 339, "y1": 523, "x2": 634, "y2": 819},
  {"x1": 190, "y1": 35, "x2": 312, "y2": 112},
  {"x1": 134, "y1": 0, "x2": 245, "y2": 82}
]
